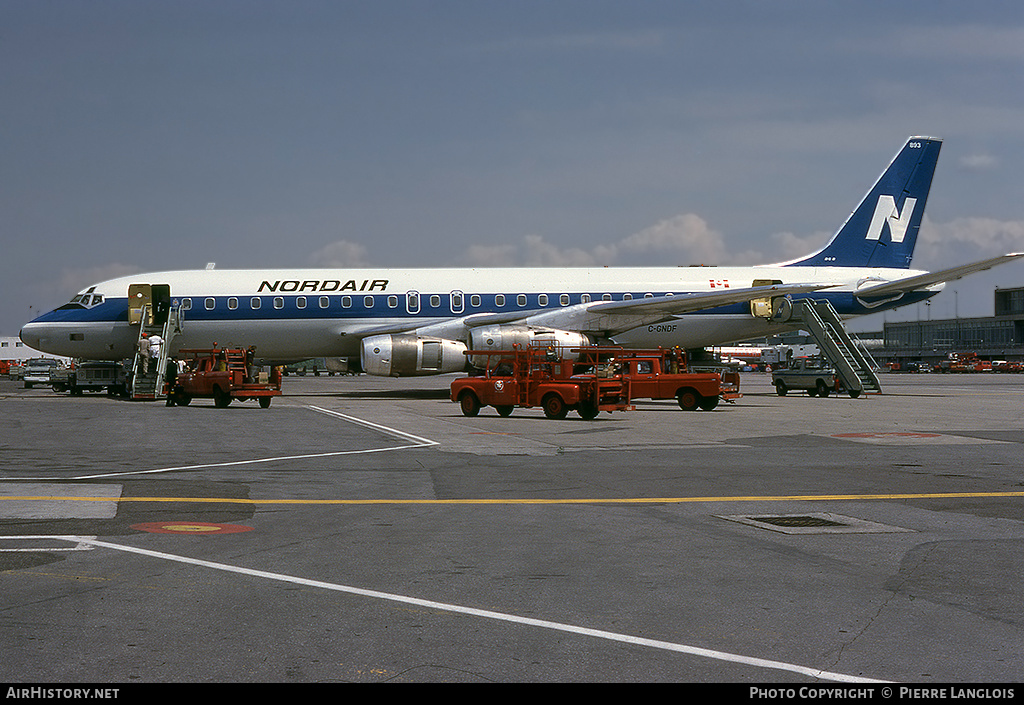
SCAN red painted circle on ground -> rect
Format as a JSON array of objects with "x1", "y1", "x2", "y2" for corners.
[{"x1": 131, "y1": 522, "x2": 254, "y2": 535}]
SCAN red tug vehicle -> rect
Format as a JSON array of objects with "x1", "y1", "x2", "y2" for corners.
[
  {"x1": 450, "y1": 345, "x2": 739, "y2": 420},
  {"x1": 167, "y1": 347, "x2": 282, "y2": 408}
]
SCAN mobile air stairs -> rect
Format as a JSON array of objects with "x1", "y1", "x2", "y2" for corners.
[
  {"x1": 789, "y1": 299, "x2": 882, "y2": 396},
  {"x1": 130, "y1": 303, "x2": 184, "y2": 401}
]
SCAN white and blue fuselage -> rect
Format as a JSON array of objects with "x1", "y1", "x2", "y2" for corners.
[{"x1": 19, "y1": 264, "x2": 937, "y2": 363}]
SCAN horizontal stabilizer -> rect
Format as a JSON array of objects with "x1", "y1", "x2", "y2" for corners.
[{"x1": 855, "y1": 253, "x2": 1024, "y2": 298}]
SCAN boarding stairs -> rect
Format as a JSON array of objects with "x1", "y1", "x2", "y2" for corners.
[
  {"x1": 793, "y1": 299, "x2": 882, "y2": 396},
  {"x1": 850, "y1": 331, "x2": 882, "y2": 373},
  {"x1": 130, "y1": 304, "x2": 184, "y2": 400}
]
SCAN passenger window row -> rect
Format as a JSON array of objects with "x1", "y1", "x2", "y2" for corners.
[{"x1": 179, "y1": 291, "x2": 658, "y2": 313}]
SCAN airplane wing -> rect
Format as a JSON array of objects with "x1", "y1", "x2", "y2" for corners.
[
  {"x1": 346, "y1": 282, "x2": 836, "y2": 340},
  {"x1": 854, "y1": 253, "x2": 1024, "y2": 298},
  {"x1": 343, "y1": 309, "x2": 529, "y2": 339},
  {"x1": 520, "y1": 282, "x2": 836, "y2": 336}
]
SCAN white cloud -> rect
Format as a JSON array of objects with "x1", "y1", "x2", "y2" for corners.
[
  {"x1": 309, "y1": 240, "x2": 371, "y2": 267},
  {"x1": 462, "y1": 243, "x2": 520, "y2": 265},
  {"x1": 761, "y1": 231, "x2": 833, "y2": 264},
  {"x1": 617, "y1": 214, "x2": 725, "y2": 262},
  {"x1": 916, "y1": 216, "x2": 1024, "y2": 268},
  {"x1": 958, "y1": 153, "x2": 999, "y2": 171},
  {"x1": 310, "y1": 216, "x2": 1024, "y2": 278},
  {"x1": 893, "y1": 25, "x2": 1024, "y2": 61},
  {"x1": 460, "y1": 213, "x2": 749, "y2": 267}
]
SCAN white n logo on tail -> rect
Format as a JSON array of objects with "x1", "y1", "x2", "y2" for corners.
[{"x1": 866, "y1": 195, "x2": 917, "y2": 243}]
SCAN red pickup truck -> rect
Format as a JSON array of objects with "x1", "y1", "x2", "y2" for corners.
[
  {"x1": 608, "y1": 349, "x2": 739, "y2": 411},
  {"x1": 168, "y1": 348, "x2": 282, "y2": 408},
  {"x1": 451, "y1": 346, "x2": 739, "y2": 419},
  {"x1": 451, "y1": 346, "x2": 633, "y2": 420}
]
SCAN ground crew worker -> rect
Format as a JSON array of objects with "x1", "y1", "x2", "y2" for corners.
[
  {"x1": 165, "y1": 358, "x2": 180, "y2": 406},
  {"x1": 138, "y1": 334, "x2": 151, "y2": 375},
  {"x1": 148, "y1": 334, "x2": 162, "y2": 375}
]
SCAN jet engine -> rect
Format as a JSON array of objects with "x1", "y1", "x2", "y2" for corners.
[
  {"x1": 467, "y1": 325, "x2": 592, "y2": 368},
  {"x1": 360, "y1": 334, "x2": 468, "y2": 377}
]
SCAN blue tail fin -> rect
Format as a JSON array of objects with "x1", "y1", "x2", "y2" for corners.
[{"x1": 782, "y1": 137, "x2": 942, "y2": 269}]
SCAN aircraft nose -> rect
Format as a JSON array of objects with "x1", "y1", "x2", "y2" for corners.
[{"x1": 19, "y1": 322, "x2": 43, "y2": 350}]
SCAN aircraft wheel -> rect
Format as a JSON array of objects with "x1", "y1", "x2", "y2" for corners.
[
  {"x1": 677, "y1": 388, "x2": 699, "y2": 411},
  {"x1": 774, "y1": 380, "x2": 787, "y2": 396},
  {"x1": 542, "y1": 393, "x2": 568, "y2": 420},
  {"x1": 459, "y1": 391, "x2": 481, "y2": 417},
  {"x1": 495, "y1": 405, "x2": 514, "y2": 417}
]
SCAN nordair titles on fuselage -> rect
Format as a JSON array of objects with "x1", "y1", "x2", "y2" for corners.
[{"x1": 257, "y1": 279, "x2": 389, "y2": 293}]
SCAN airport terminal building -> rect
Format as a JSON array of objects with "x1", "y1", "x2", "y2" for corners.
[
  {"x1": 0, "y1": 336, "x2": 45, "y2": 362},
  {"x1": 868, "y1": 286, "x2": 1024, "y2": 366}
]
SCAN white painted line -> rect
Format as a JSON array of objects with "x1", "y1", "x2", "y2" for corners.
[
  {"x1": 4, "y1": 407, "x2": 437, "y2": 481},
  {"x1": 0, "y1": 535, "x2": 97, "y2": 552},
  {"x1": 58, "y1": 535, "x2": 886, "y2": 683},
  {"x1": 305, "y1": 405, "x2": 439, "y2": 447},
  {"x1": 63, "y1": 444, "x2": 430, "y2": 480}
]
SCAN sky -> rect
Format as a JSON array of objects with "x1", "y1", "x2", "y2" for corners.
[{"x1": 4, "y1": 0, "x2": 1024, "y2": 337}]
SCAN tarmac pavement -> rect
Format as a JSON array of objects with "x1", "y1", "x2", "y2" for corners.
[{"x1": 1, "y1": 372, "x2": 1023, "y2": 684}]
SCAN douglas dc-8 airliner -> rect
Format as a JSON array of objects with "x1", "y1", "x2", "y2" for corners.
[{"x1": 20, "y1": 137, "x2": 1023, "y2": 376}]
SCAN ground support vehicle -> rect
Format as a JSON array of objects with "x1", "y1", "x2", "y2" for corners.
[
  {"x1": 938, "y1": 352, "x2": 992, "y2": 373},
  {"x1": 451, "y1": 346, "x2": 634, "y2": 420},
  {"x1": 167, "y1": 348, "x2": 282, "y2": 408},
  {"x1": 51, "y1": 361, "x2": 127, "y2": 396},
  {"x1": 23, "y1": 358, "x2": 61, "y2": 389},
  {"x1": 451, "y1": 346, "x2": 737, "y2": 419},
  {"x1": 771, "y1": 357, "x2": 857, "y2": 398},
  {"x1": 610, "y1": 349, "x2": 739, "y2": 411}
]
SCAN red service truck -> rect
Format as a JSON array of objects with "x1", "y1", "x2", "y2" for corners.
[
  {"x1": 605, "y1": 348, "x2": 740, "y2": 411},
  {"x1": 168, "y1": 348, "x2": 282, "y2": 408},
  {"x1": 451, "y1": 346, "x2": 738, "y2": 419}
]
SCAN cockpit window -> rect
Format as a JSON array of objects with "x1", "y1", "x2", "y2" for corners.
[{"x1": 66, "y1": 293, "x2": 104, "y2": 308}]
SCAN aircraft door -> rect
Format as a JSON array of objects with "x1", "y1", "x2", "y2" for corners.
[
  {"x1": 750, "y1": 279, "x2": 783, "y2": 318},
  {"x1": 152, "y1": 284, "x2": 171, "y2": 325},
  {"x1": 128, "y1": 284, "x2": 151, "y2": 325},
  {"x1": 127, "y1": 283, "x2": 172, "y2": 326}
]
